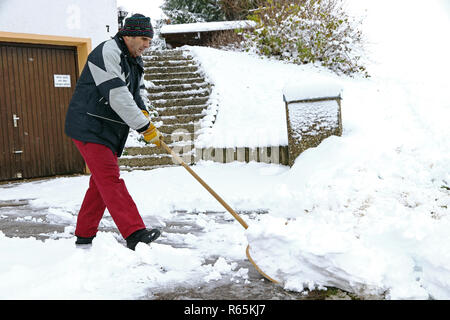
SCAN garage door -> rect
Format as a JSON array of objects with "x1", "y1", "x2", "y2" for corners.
[{"x1": 0, "y1": 42, "x2": 85, "y2": 181}]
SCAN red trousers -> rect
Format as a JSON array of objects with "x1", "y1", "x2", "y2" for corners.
[{"x1": 73, "y1": 139, "x2": 145, "y2": 239}]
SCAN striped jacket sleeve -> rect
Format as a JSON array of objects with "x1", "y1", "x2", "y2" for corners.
[{"x1": 87, "y1": 39, "x2": 149, "y2": 131}]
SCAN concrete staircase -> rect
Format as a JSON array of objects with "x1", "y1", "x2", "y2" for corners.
[{"x1": 119, "y1": 49, "x2": 212, "y2": 171}]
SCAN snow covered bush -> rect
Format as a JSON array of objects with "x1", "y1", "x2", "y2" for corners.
[
  {"x1": 149, "y1": 18, "x2": 169, "y2": 50},
  {"x1": 220, "y1": 0, "x2": 259, "y2": 20},
  {"x1": 241, "y1": 0, "x2": 368, "y2": 76},
  {"x1": 162, "y1": 0, "x2": 258, "y2": 23},
  {"x1": 204, "y1": 29, "x2": 246, "y2": 49}
]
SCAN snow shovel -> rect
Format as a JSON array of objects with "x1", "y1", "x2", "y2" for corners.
[{"x1": 160, "y1": 139, "x2": 279, "y2": 284}]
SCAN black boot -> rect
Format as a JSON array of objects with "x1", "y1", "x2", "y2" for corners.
[
  {"x1": 126, "y1": 228, "x2": 161, "y2": 250},
  {"x1": 75, "y1": 235, "x2": 95, "y2": 245}
]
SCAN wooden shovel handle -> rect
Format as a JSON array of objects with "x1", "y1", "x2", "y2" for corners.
[{"x1": 160, "y1": 139, "x2": 280, "y2": 284}]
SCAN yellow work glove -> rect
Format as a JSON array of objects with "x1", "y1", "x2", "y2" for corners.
[{"x1": 142, "y1": 123, "x2": 162, "y2": 147}]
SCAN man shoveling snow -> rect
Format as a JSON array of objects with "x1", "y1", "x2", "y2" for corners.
[{"x1": 64, "y1": 14, "x2": 162, "y2": 250}]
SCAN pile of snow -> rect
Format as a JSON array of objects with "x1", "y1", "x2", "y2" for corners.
[
  {"x1": 0, "y1": 163, "x2": 271, "y2": 299},
  {"x1": 0, "y1": 229, "x2": 248, "y2": 299},
  {"x1": 282, "y1": 78, "x2": 343, "y2": 103},
  {"x1": 0, "y1": 231, "x2": 201, "y2": 299},
  {"x1": 188, "y1": 46, "x2": 343, "y2": 149},
  {"x1": 287, "y1": 100, "x2": 341, "y2": 140}
]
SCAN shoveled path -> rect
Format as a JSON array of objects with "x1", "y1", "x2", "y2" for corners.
[{"x1": 0, "y1": 195, "x2": 356, "y2": 300}]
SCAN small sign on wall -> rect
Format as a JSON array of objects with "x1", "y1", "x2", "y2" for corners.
[{"x1": 54, "y1": 74, "x2": 71, "y2": 88}]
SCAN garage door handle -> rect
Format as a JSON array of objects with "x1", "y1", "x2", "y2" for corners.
[
  {"x1": 13, "y1": 150, "x2": 23, "y2": 154},
  {"x1": 13, "y1": 114, "x2": 20, "y2": 127}
]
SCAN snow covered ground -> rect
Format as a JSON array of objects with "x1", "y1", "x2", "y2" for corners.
[{"x1": 1, "y1": 0, "x2": 450, "y2": 299}]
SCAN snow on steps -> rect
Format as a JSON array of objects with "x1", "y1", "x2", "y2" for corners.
[
  {"x1": 147, "y1": 83, "x2": 210, "y2": 94},
  {"x1": 120, "y1": 49, "x2": 208, "y2": 171},
  {"x1": 119, "y1": 48, "x2": 289, "y2": 171},
  {"x1": 152, "y1": 96, "x2": 210, "y2": 108}
]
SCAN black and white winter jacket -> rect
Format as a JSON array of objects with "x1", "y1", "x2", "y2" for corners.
[{"x1": 65, "y1": 34, "x2": 150, "y2": 157}]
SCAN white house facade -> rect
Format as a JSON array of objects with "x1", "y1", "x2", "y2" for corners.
[{"x1": 0, "y1": 0, "x2": 118, "y2": 48}]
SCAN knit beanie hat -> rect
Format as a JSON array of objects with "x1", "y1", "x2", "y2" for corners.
[{"x1": 119, "y1": 13, "x2": 154, "y2": 38}]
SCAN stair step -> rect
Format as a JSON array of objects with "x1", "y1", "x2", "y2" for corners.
[
  {"x1": 120, "y1": 164, "x2": 178, "y2": 172},
  {"x1": 145, "y1": 49, "x2": 187, "y2": 57},
  {"x1": 124, "y1": 141, "x2": 195, "y2": 156},
  {"x1": 154, "y1": 114, "x2": 204, "y2": 124},
  {"x1": 125, "y1": 146, "x2": 166, "y2": 156},
  {"x1": 145, "y1": 71, "x2": 204, "y2": 81},
  {"x1": 148, "y1": 88, "x2": 210, "y2": 100},
  {"x1": 149, "y1": 78, "x2": 206, "y2": 86},
  {"x1": 152, "y1": 97, "x2": 209, "y2": 108},
  {"x1": 143, "y1": 53, "x2": 193, "y2": 62},
  {"x1": 143, "y1": 55, "x2": 194, "y2": 62},
  {"x1": 156, "y1": 104, "x2": 208, "y2": 116},
  {"x1": 145, "y1": 65, "x2": 199, "y2": 74},
  {"x1": 158, "y1": 123, "x2": 196, "y2": 134},
  {"x1": 144, "y1": 60, "x2": 195, "y2": 68},
  {"x1": 118, "y1": 154, "x2": 175, "y2": 167},
  {"x1": 147, "y1": 82, "x2": 210, "y2": 94},
  {"x1": 119, "y1": 150, "x2": 196, "y2": 168},
  {"x1": 162, "y1": 131, "x2": 196, "y2": 144}
]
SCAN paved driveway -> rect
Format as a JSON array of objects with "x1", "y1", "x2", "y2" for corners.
[{"x1": 0, "y1": 197, "x2": 357, "y2": 300}]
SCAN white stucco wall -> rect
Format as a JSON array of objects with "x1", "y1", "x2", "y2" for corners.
[{"x1": 0, "y1": 0, "x2": 118, "y2": 48}]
